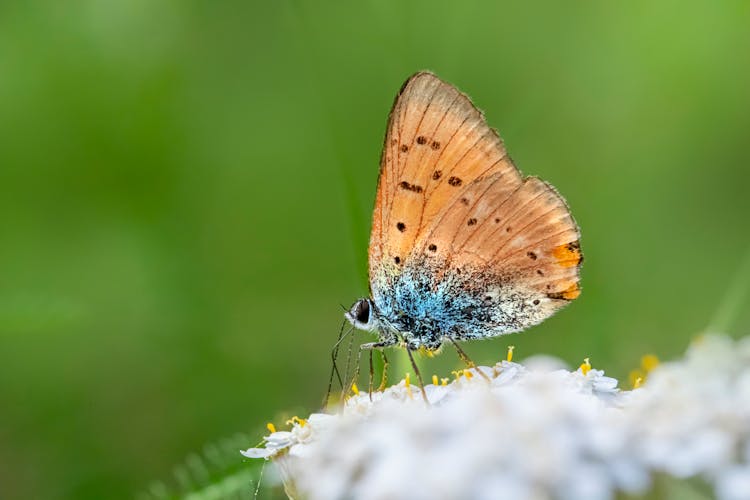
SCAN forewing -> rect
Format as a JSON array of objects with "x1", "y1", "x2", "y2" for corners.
[{"x1": 369, "y1": 72, "x2": 523, "y2": 283}]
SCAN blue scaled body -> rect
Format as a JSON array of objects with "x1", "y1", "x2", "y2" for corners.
[{"x1": 364, "y1": 257, "x2": 536, "y2": 351}]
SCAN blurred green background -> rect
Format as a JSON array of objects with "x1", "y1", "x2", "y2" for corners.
[{"x1": 1, "y1": 0, "x2": 749, "y2": 498}]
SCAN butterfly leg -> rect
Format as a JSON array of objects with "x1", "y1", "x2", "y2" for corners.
[
  {"x1": 448, "y1": 337, "x2": 491, "y2": 382},
  {"x1": 405, "y1": 345, "x2": 430, "y2": 405},
  {"x1": 360, "y1": 341, "x2": 393, "y2": 400},
  {"x1": 347, "y1": 347, "x2": 364, "y2": 400},
  {"x1": 377, "y1": 349, "x2": 389, "y2": 392},
  {"x1": 368, "y1": 349, "x2": 374, "y2": 399}
]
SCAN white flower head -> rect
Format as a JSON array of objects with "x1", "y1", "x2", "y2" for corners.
[
  {"x1": 243, "y1": 334, "x2": 750, "y2": 500},
  {"x1": 625, "y1": 334, "x2": 750, "y2": 483}
]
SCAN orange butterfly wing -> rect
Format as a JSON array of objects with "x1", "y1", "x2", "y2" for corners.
[{"x1": 369, "y1": 72, "x2": 581, "y2": 335}]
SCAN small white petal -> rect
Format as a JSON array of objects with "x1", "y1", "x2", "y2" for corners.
[
  {"x1": 265, "y1": 431, "x2": 294, "y2": 448},
  {"x1": 240, "y1": 447, "x2": 276, "y2": 459}
]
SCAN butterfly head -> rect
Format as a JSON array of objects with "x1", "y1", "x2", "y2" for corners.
[{"x1": 345, "y1": 298, "x2": 378, "y2": 331}]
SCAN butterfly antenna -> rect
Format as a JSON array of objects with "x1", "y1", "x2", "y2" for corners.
[
  {"x1": 325, "y1": 319, "x2": 353, "y2": 408},
  {"x1": 406, "y1": 346, "x2": 430, "y2": 405}
]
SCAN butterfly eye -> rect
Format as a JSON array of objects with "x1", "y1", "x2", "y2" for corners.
[
  {"x1": 355, "y1": 300, "x2": 371, "y2": 324},
  {"x1": 345, "y1": 299, "x2": 375, "y2": 330}
]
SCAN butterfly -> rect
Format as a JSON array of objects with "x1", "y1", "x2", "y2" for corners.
[{"x1": 345, "y1": 71, "x2": 582, "y2": 369}]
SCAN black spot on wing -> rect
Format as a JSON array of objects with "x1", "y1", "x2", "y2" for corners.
[{"x1": 399, "y1": 181, "x2": 424, "y2": 193}]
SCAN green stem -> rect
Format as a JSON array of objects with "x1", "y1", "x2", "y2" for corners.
[{"x1": 707, "y1": 243, "x2": 750, "y2": 334}]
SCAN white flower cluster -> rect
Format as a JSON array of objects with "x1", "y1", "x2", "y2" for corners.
[
  {"x1": 624, "y1": 335, "x2": 750, "y2": 499},
  {"x1": 242, "y1": 335, "x2": 750, "y2": 500}
]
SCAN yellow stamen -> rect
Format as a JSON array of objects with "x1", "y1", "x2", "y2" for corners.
[
  {"x1": 629, "y1": 369, "x2": 645, "y2": 388},
  {"x1": 463, "y1": 369, "x2": 474, "y2": 379},
  {"x1": 285, "y1": 416, "x2": 307, "y2": 427},
  {"x1": 507, "y1": 345, "x2": 515, "y2": 362},
  {"x1": 405, "y1": 373, "x2": 413, "y2": 399},
  {"x1": 441, "y1": 377, "x2": 449, "y2": 386},
  {"x1": 634, "y1": 377, "x2": 643, "y2": 389},
  {"x1": 432, "y1": 375, "x2": 438, "y2": 386},
  {"x1": 579, "y1": 357, "x2": 591, "y2": 375},
  {"x1": 418, "y1": 347, "x2": 436, "y2": 358},
  {"x1": 451, "y1": 370, "x2": 463, "y2": 380},
  {"x1": 266, "y1": 422, "x2": 276, "y2": 433},
  {"x1": 641, "y1": 354, "x2": 660, "y2": 372},
  {"x1": 351, "y1": 383, "x2": 359, "y2": 395}
]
